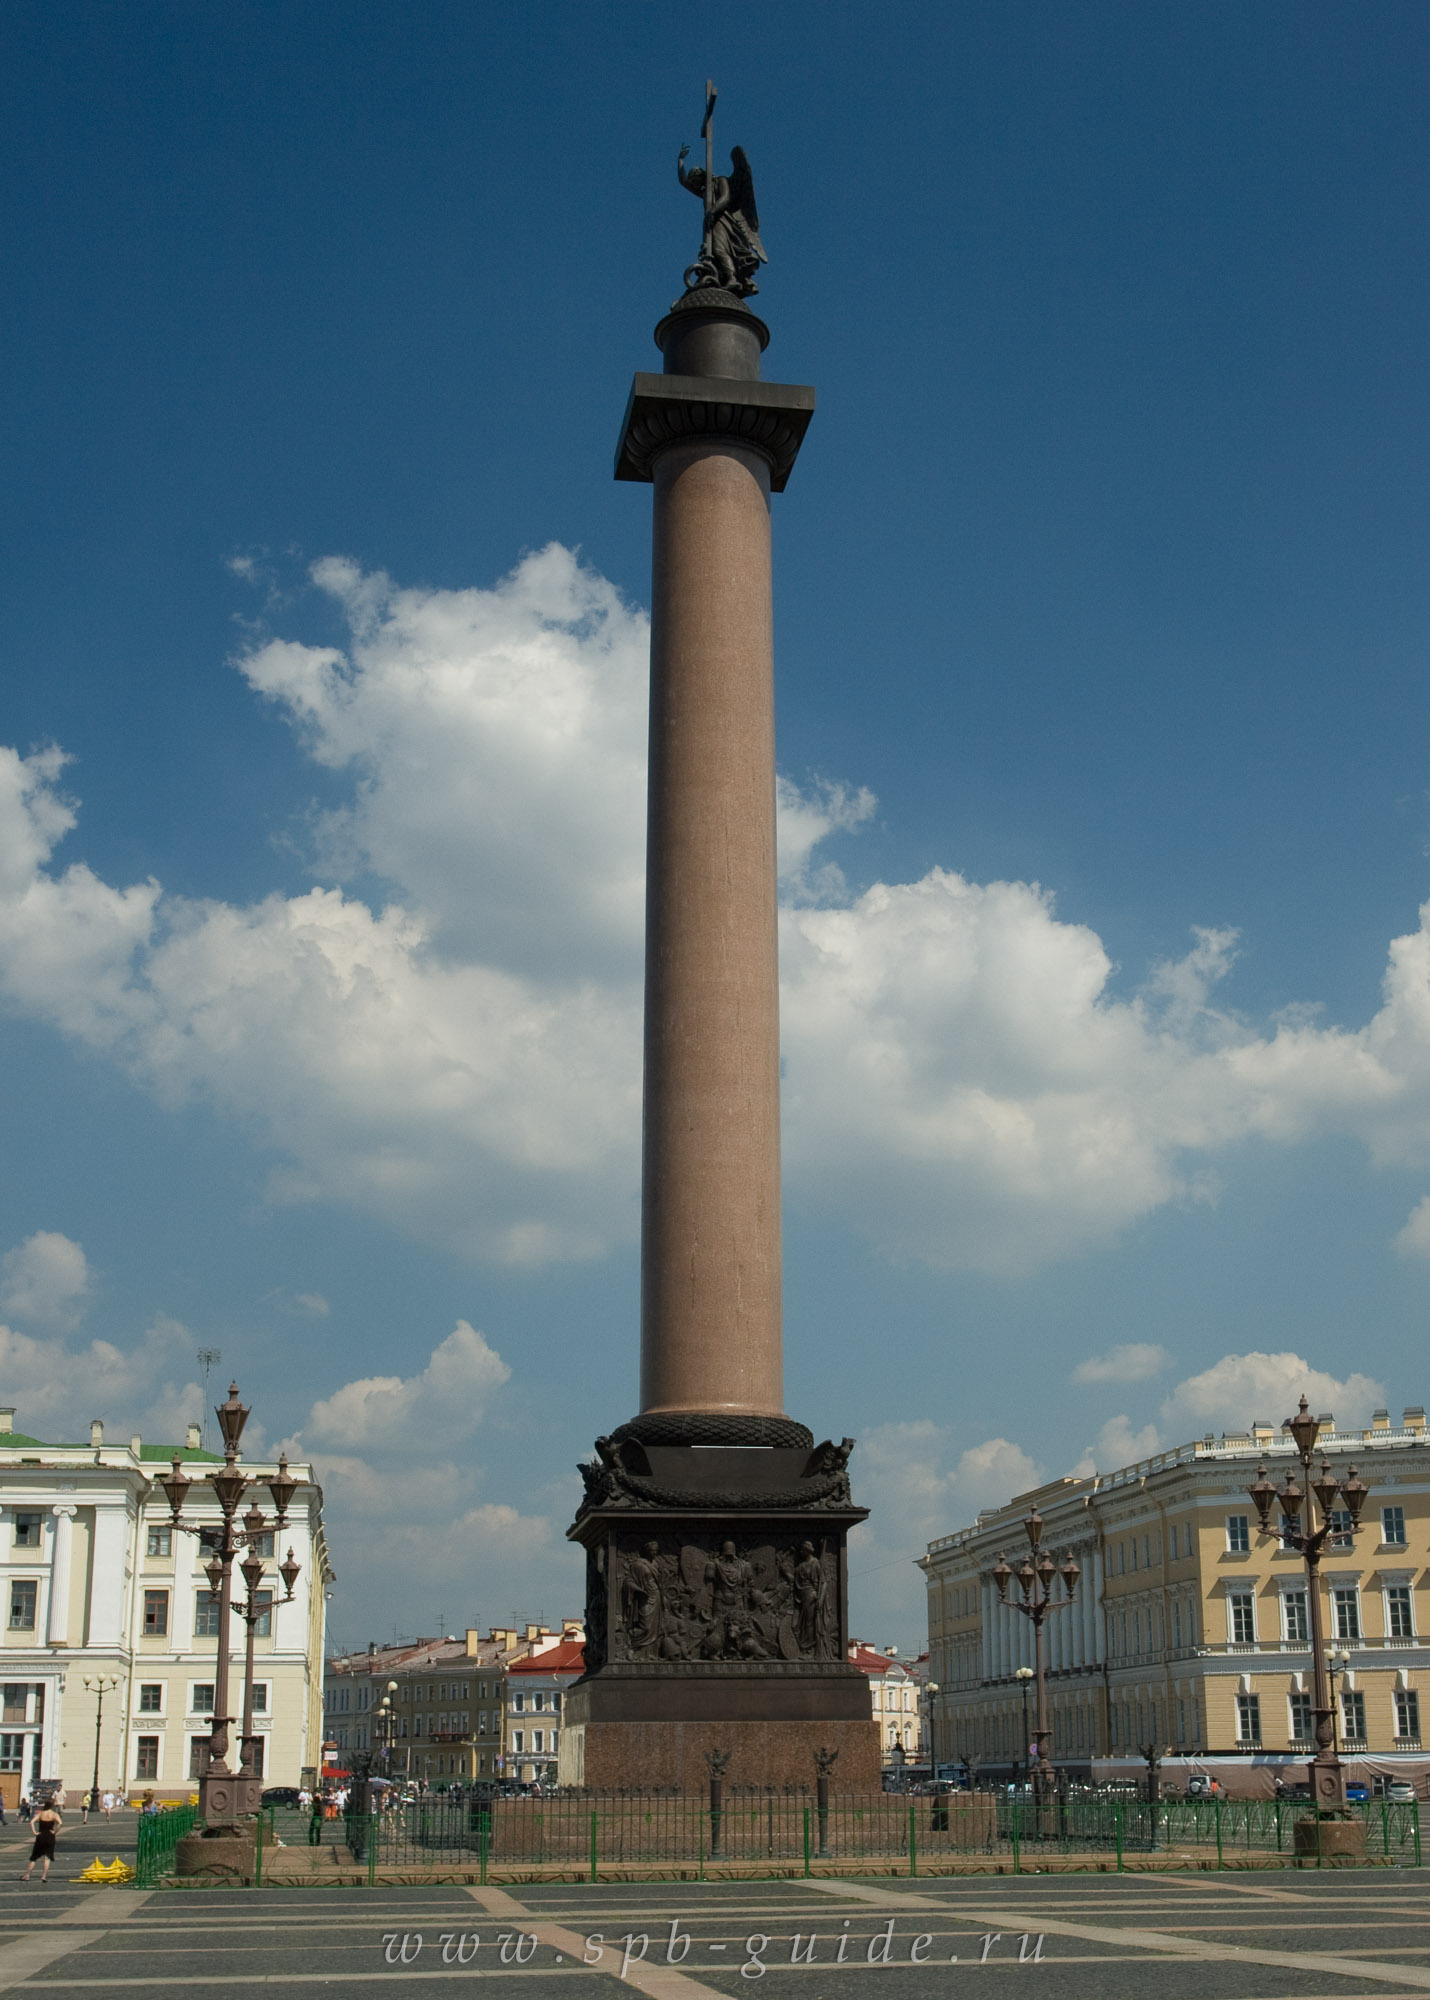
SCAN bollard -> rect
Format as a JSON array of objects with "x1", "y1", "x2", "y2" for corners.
[
  {"x1": 814, "y1": 1747, "x2": 837, "y2": 1860},
  {"x1": 705, "y1": 1748, "x2": 730, "y2": 1862}
]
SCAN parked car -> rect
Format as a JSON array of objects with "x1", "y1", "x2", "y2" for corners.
[
  {"x1": 1345, "y1": 1783, "x2": 1370, "y2": 1802},
  {"x1": 1386, "y1": 1781, "x2": 1418, "y2": 1803},
  {"x1": 260, "y1": 1787, "x2": 301, "y2": 1808},
  {"x1": 1185, "y1": 1775, "x2": 1222, "y2": 1799}
]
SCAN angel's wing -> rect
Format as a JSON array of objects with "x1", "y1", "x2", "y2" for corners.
[{"x1": 728, "y1": 147, "x2": 759, "y2": 232}]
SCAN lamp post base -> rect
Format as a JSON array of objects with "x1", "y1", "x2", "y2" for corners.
[{"x1": 199, "y1": 1769, "x2": 263, "y2": 1827}]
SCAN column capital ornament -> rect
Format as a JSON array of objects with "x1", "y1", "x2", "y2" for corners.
[{"x1": 615, "y1": 373, "x2": 815, "y2": 491}]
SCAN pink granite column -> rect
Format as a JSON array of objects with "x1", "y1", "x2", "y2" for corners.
[{"x1": 640, "y1": 435, "x2": 784, "y2": 1418}]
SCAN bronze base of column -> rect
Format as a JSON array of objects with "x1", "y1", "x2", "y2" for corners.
[
  {"x1": 565, "y1": 1420, "x2": 875, "y2": 1792},
  {"x1": 198, "y1": 1769, "x2": 264, "y2": 1826}
]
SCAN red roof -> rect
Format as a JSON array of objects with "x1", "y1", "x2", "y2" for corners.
[
  {"x1": 848, "y1": 1644, "x2": 893, "y2": 1676},
  {"x1": 507, "y1": 1639, "x2": 586, "y2": 1675}
]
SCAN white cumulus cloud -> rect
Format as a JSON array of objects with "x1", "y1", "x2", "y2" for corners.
[
  {"x1": 5, "y1": 544, "x2": 1430, "y2": 1278},
  {"x1": 1160, "y1": 1351, "x2": 1384, "y2": 1437},
  {"x1": 1071, "y1": 1343, "x2": 1173, "y2": 1386},
  {"x1": 1, "y1": 1231, "x2": 92, "y2": 1331},
  {"x1": 304, "y1": 1318, "x2": 509, "y2": 1451}
]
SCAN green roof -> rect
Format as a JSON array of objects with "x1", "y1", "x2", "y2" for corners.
[{"x1": 0, "y1": 1434, "x2": 222, "y2": 1461}]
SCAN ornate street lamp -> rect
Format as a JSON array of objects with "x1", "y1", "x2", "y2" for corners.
[
  {"x1": 1247, "y1": 1395, "x2": 1368, "y2": 1807},
  {"x1": 82, "y1": 1675, "x2": 119, "y2": 1810},
  {"x1": 233, "y1": 1502, "x2": 301, "y2": 1788},
  {"x1": 1014, "y1": 1666, "x2": 1034, "y2": 1787},
  {"x1": 993, "y1": 1508, "x2": 1080, "y2": 1805},
  {"x1": 161, "y1": 1383, "x2": 298, "y2": 1830}
]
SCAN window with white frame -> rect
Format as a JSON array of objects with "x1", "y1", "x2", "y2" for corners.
[
  {"x1": 14, "y1": 1512, "x2": 43, "y2": 1549},
  {"x1": 1341, "y1": 1687, "x2": 1367, "y2": 1742},
  {"x1": 1283, "y1": 1590, "x2": 1309, "y2": 1643},
  {"x1": 1226, "y1": 1515, "x2": 1251, "y2": 1554},
  {"x1": 1235, "y1": 1693, "x2": 1261, "y2": 1743},
  {"x1": 1228, "y1": 1590, "x2": 1256, "y2": 1644},
  {"x1": 191, "y1": 1684, "x2": 215, "y2": 1714},
  {"x1": 1289, "y1": 1691, "x2": 1313, "y2": 1741},
  {"x1": 138, "y1": 1683, "x2": 163, "y2": 1714},
  {"x1": 1327, "y1": 1509, "x2": 1353, "y2": 1551},
  {"x1": 1332, "y1": 1586, "x2": 1360, "y2": 1642},
  {"x1": 1382, "y1": 1505, "x2": 1407, "y2": 1546},
  {"x1": 1387, "y1": 1586, "x2": 1415, "y2": 1640},
  {"x1": 8, "y1": 1580, "x2": 37, "y2": 1630},
  {"x1": 1395, "y1": 1689, "x2": 1420, "y2": 1741}
]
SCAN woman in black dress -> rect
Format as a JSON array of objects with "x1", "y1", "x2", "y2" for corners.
[{"x1": 21, "y1": 1799, "x2": 62, "y2": 1882}]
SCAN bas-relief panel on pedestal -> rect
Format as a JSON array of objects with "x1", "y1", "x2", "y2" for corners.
[{"x1": 588, "y1": 1532, "x2": 843, "y2": 1668}]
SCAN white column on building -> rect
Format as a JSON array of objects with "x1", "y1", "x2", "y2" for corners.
[
  {"x1": 1092, "y1": 1549, "x2": 1105, "y2": 1663},
  {"x1": 47, "y1": 1505, "x2": 77, "y2": 1645},
  {"x1": 981, "y1": 1580, "x2": 993, "y2": 1682}
]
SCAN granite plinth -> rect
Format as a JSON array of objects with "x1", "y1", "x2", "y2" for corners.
[
  {"x1": 560, "y1": 1714, "x2": 880, "y2": 1793},
  {"x1": 175, "y1": 1830, "x2": 257, "y2": 1880}
]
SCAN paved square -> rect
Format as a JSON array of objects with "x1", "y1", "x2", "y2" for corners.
[{"x1": 5, "y1": 1855, "x2": 1430, "y2": 1997}]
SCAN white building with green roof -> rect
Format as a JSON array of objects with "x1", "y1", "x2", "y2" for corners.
[{"x1": 1, "y1": 1405, "x2": 332, "y2": 1803}]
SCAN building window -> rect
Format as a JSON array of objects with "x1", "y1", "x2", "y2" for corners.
[
  {"x1": 198, "y1": 1527, "x2": 223, "y2": 1556},
  {"x1": 513, "y1": 1730, "x2": 524, "y2": 1753},
  {"x1": 138, "y1": 1684, "x2": 163, "y2": 1714},
  {"x1": 1280, "y1": 1513, "x2": 1302, "y2": 1550},
  {"x1": 1228, "y1": 1591, "x2": 1256, "y2": 1645},
  {"x1": 413, "y1": 1716, "x2": 423, "y2": 1737},
  {"x1": 135, "y1": 1736, "x2": 160, "y2": 1781},
  {"x1": 1226, "y1": 1516, "x2": 1251, "y2": 1554},
  {"x1": 1382, "y1": 1506, "x2": 1407, "y2": 1548},
  {"x1": 1327, "y1": 1509, "x2": 1353, "y2": 1551},
  {"x1": 1395, "y1": 1689, "x2": 1420, "y2": 1741},
  {"x1": 1283, "y1": 1591, "x2": 1309, "y2": 1643},
  {"x1": 13, "y1": 1513, "x2": 43, "y2": 1549},
  {"x1": 7, "y1": 1581, "x2": 37, "y2": 1630},
  {"x1": 191, "y1": 1684, "x2": 215, "y2": 1715},
  {"x1": 142, "y1": 1590, "x2": 170, "y2": 1637},
  {"x1": 1341, "y1": 1689, "x2": 1367, "y2": 1742},
  {"x1": 189, "y1": 1737, "x2": 208, "y2": 1779},
  {"x1": 252, "y1": 1684, "x2": 268, "y2": 1714},
  {"x1": 1235, "y1": 1694, "x2": 1261, "y2": 1744},
  {"x1": 0, "y1": 1733, "x2": 25, "y2": 1771},
  {"x1": 146, "y1": 1524, "x2": 172, "y2": 1557},
  {"x1": 1387, "y1": 1586, "x2": 1415, "y2": 1640},
  {"x1": 513, "y1": 1692, "x2": 525, "y2": 1712},
  {"x1": 1168, "y1": 1525, "x2": 1178, "y2": 1561},
  {"x1": 194, "y1": 1592, "x2": 221, "y2": 1638},
  {"x1": 250, "y1": 1532, "x2": 275, "y2": 1558},
  {"x1": 1289, "y1": 1692, "x2": 1313, "y2": 1741},
  {"x1": 251, "y1": 1591, "x2": 273, "y2": 1638},
  {"x1": 1332, "y1": 1587, "x2": 1360, "y2": 1642},
  {"x1": 1173, "y1": 1603, "x2": 1182, "y2": 1649},
  {"x1": 477, "y1": 1713, "x2": 487, "y2": 1734}
]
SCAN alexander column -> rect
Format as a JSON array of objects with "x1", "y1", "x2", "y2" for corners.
[{"x1": 561, "y1": 89, "x2": 878, "y2": 1792}]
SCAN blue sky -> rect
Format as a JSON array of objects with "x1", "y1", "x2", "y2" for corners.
[{"x1": 2, "y1": 2, "x2": 1428, "y2": 1650}]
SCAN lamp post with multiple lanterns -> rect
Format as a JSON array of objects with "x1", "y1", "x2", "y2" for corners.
[
  {"x1": 992, "y1": 1509, "x2": 1080, "y2": 1803},
  {"x1": 82, "y1": 1675, "x2": 119, "y2": 1810},
  {"x1": 159, "y1": 1383, "x2": 298, "y2": 1827},
  {"x1": 234, "y1": 1502, "x2": 301, "y2": 1787},
  {"x1": 1246, "y1": 1395, "x2": 1368, "y2": 1808}
]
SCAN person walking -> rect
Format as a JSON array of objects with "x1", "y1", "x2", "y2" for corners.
[
  {"x1": 18, "y1": 1793, "x2": 31, "y2": 1823},
  {"x1": 101, "y1": 1791, "x2": 115, "y2": 1821},
  {"x1": 80, "y1": 1790, "x2": 91, "y2": 1824},
  {"x1": 20, "y1": 1799, "x2": 62, "y2": 1883}
]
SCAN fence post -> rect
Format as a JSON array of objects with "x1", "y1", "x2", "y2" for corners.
[
  {"x1": 1382, "y1": 1801, "x2": 1391, "y2": 1858},
  {"x1": 366, "y1": 1814, "x2": 377, "y2": 1887},
  {"x1": 590, "y1": 1810, "x2": 598, "y2": 1884},
  {"x1": 1011, "y1": 1801, "x2": 1021, "y2": 1874},
  {"x1": 1114, "y1": 1798, "x2": 1123, "y2": 1872},
  {"x1": 803, "y1": 1807, "x2": 811, "y2": 1878},
  {"x1": 1274, "y1": 1798, "x2": 1282, "y2": 1852},
  {"x1": 254, "y1": 1809, "x2": 263, "y2": 1889},
  {"x1": 1415, "y1": 1801, "x2": 1422, "y2": 1869},
  {"x1": 909, "y1": 1803, "x2": 917, "y2": 1879},
  {"x1": 1213, "y1": 1795, "x2": 1222, "y2": 1869}
]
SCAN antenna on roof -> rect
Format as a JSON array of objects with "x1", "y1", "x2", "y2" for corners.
[{"x1": 196, "y1": 1348, "x2": 221, "y2": 1450}]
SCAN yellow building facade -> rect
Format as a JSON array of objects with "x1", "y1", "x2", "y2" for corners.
[{"x1": 923, "y1": 1406, "x2": 1430, "y2": 1777}]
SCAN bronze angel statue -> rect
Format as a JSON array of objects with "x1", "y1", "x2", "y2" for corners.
[{"x1": 678, "y1": 142, "x2": 766, "y2": 298}]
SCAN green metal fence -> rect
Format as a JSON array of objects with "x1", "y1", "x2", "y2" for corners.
[
  {"x1": 340, "y1": 1793, "x2": 999, "y2": 1879},
  {"x1": 134, "y1": 1803, "x2": 200, "y2": 1886},
  {"x1": 995, "y1": 1794, "x2": 1423, "y2": 1870}
]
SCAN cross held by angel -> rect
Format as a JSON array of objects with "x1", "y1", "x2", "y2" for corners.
[{"x1": 678, "y1": 138, "x2": 766, "y2": 298}]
